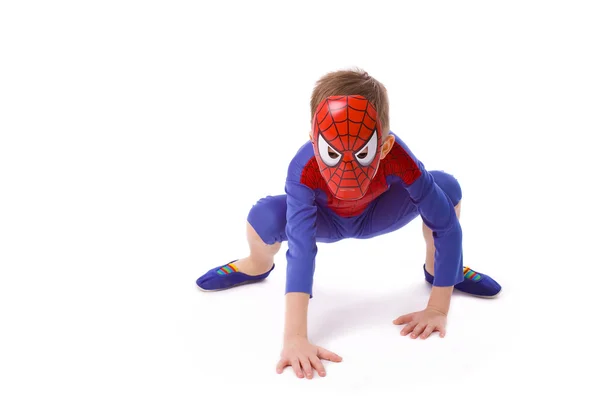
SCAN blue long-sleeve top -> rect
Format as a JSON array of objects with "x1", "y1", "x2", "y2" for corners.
[{"x1": 284, "y1": 132, "x2": 463, "y2": 297}]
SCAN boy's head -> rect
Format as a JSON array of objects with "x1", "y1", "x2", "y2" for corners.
[
  {"x1": 310, "y1": 68, "x2": 389, "y2": 135},
  {"x1": 308, "y1": 68, "x2": 395, "y2": 201}
]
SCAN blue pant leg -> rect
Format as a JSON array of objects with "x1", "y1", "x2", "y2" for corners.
[
  {"x1": 247, "y1": 195, "x2": 341, "y2": 245},
  {"x1": 429, "y1": 170, "x2": 462, "y2": 206},
  {"x1": 358, "y1": 171, "x2": 462, "y2": 239},
  {"x1": 247, "y1": 195, "x2": 288, "y2": 245}
]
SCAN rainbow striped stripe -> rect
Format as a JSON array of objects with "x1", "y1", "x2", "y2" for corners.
[
  {"x1": 216, "y1": 263, "x2": 239, "y2": 276},
  {"x1": 463, "y1": 267, "x2": 482, "y2": 282}
]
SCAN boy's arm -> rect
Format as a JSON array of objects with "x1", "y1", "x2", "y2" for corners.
[
  {"x1": 406, "y1": 171, "x2": 463, "y2": 291},
  {"x1": 276, "y1": 169, "x2": 342, "y2": 378},
  {"x1": 390, "y1": 134, "x2": 464, "y2": 291},
  {"x1": 282, "y1": 178, "x2": 316, "y2": 339}
]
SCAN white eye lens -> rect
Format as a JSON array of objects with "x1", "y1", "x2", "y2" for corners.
[
  {"x1": 355, "y1": 131, "x2": 378, "y2": 166},
  {"x1": 318, "y1": 134, "x2": 341, "y2": 167}
]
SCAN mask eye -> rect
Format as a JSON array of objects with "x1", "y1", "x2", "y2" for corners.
[
  {"x1": 355, "y1": 131, "x2": 378, "y2": 166},
  {"x1": 318, "y1": 134, "x2": 341, "y2": 167}
]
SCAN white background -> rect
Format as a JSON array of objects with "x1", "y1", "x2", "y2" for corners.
[{"x1": 1, "y1": 1, "x2": 599, "y2": 399}]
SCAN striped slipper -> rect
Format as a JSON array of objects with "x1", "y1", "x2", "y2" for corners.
[
  {"x1": 423, "y1": 265, "x2": 502, "y2": 298},
  {"x1": 196, "y1": 260, "x2": 274, "y2": 292}
]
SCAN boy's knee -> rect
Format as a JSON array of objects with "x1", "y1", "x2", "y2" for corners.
[
  {"x1": 430, "y1": 171, "x2": 462, "y2": 206},
  {"x1": 247, "y1": 195, "x2": 287, "y2": 244}
]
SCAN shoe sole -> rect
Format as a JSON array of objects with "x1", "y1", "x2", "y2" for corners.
[
  {"x1": 455, "y1": 287, "x2": 502, "y2": 299},
  {"x1": 425, "y1": 281, "x2": 502, "y2": 299},
  {"x1": 196, "y1": 278, "x2": 267, "y2": 292}
]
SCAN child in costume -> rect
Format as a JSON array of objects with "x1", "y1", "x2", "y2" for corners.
[{"x1": 196, "y1": 69, "x2": 501, "y2": 379}]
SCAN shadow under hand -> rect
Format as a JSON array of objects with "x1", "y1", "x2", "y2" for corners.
[{"x1": 307, "y1": 282, "x2": 431, "y2": 344}]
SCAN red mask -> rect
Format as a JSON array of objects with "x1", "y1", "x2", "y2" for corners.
[{"x1": 311, "y1": 95, "x2": 383, "y2": 200}]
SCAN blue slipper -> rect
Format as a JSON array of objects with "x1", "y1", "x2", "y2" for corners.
[
  {"x1": 196, "y1": 260, "x2": 274, "y2": 291},
  {"x1": 423, "y1": 265, "x2": 501, "y2": 298}
]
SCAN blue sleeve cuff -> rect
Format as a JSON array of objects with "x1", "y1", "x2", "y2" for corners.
[{"x1": 285, "y1": 255, "x2": 315, "y2": 297}]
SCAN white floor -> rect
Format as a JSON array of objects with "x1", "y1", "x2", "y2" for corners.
[
  {"x1": 1, "y1": 1, "x2": 599, "y2": 399},
  {"x1": 1, "y1": 181, "x2": 594, "y2": 399}
]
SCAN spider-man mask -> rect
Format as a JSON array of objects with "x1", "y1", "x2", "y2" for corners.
[{"x1": 311, "y1": 95, "x2": 383, "y2": 200}]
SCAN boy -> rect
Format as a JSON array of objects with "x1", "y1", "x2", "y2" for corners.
[{"x1": 196, "y1": 68, "x2": 501, "y2": 379}]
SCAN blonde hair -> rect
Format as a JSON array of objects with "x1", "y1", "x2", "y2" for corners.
[{"x1": 310, "y1": 68, "x2": 390, "y2": 135}]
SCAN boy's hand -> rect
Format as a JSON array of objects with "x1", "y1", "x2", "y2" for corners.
[
  {"x1": 276, "y1": 336, "x2": 342, "y2": 379},
  {"x1": 393, "y1": 307, "x2": 447, "y2": 339}
]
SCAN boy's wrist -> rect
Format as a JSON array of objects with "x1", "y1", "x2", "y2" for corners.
[
  {"x1": 284, "y1": 292, "x2": 310, "y2": 340},
  {"x1": 284, "y1": 332, "x2": 308, "y2": 342},
  {"x1": 427, "y1": 285, "x2": 453, "y2": 315},
  {"x1": 425, "y1": 305, "x2": 448, "y2": 316}
]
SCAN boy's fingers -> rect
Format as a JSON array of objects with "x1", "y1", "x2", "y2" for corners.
[
  {"x1": 420, "y1": 325, "x2": 436, "y2": 339},
  {"x1": 317, "y1": 347, "x2": 342, "y2": 362},
  {"x1": 401, "y1": 321, "x2": 418, "y2": 336},
  {"x1": 299, "y1": 356, "x2": 313, "y2": 379},
  {"x1": 276, "y1": 358, "x2": 288, "y2": 374},
  {"x1": 393, "y1": 313, "x2": 414, "y2": 325},
  {"x1": 291, "y1": 359, "x2": 304, "y2": 378},
  {"x1": 411, "y1": 323, "x2": 427, "y2": 338},
  {"x1": 310, "y1": 355, "x2": 326, "y2": 377}
]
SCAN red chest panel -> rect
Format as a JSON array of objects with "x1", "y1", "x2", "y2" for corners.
[{"x1": 300, "y1": 142, "x2": 422, "y2": 217}]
